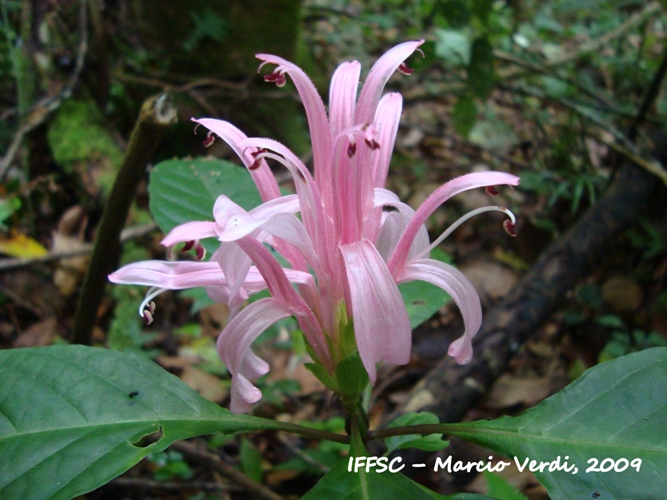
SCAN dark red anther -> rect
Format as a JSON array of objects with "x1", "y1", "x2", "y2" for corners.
[
  {"x1": 195, "y1": 243, "x2": 206, "y2": 261},
  {"x1": 347, "y1": 142, "x2": 357, "y2": 158},
  {"x1": 264, "y1": 72, "x2": 286, "y2": 87},
  {"x1": 397, "y1": 62, "x2": 414, "y2": 75},
  {"x1": 182, "y1": 240, "x2": 195, "y2": 252},
  {"x1": 143, "y1": 309, "x2": 154, "y2": 325},
  {"x1": 202, "y1": 134, "x2": 216, "y2": 148},
  {"x1": 248, "y1": 148, "x2": 266, "y2": 170},
  {"x1": 365, "y1": 138, "x2": 380, "y2": 150},
  {"x1": 485, "y1": 185, "x2": 500, "y2": 197},
  {"x1": 503, "y1": 219, "x2": 518, "y2": 237}
]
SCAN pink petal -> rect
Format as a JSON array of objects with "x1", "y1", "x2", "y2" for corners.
[
  {"x1": 217, "y1": 297, "x2": 291, "y2": 373},
  {"x1": 213, "y1": 195, "x2": 263, "y2": 241},
  {"x1": 255, "y1": 54, "x2": 331, "y2": 181},
  {"x1": 213, "y1": 242, "x2": 254, "y2": 306},
  {"x1": 108, "y1": 259, "x2": 314, "y2": 294},
  {"x1": 109, "y1": 261, "x2": 226, "y2": 288},
  {"x1": 212, "y1": 194, "x2": 319, "y2": 274},
  {"x1": 333, "y1": 135, "x2": 370, "y2": 244},
  {"x1": 339, "y1": 240, "x2": 411, "y2": 383},
  {"x1": 191, "y1": 118, "x2": 281, "y2": 202},
  {"x1": 250, "y1": 194, "x2": 300, "y2": 218},
  {"x1": 388, "y1": 172, "x2": 520, "y2": 277},
  {"x1": 398, "y1": 258, "x2": 482, "y2": 364},
  {"x1": 236, "y1": 236, "x2": 332, "y2": 369},
  {"x1": 371, "y1": 93, "x2": 403, "y2": 188},
  {"x1": 217, "y1": 297, "x2": 292, "y2": 413},
  {"x1": 160, "y1": 221, "x2": 217, "y2": 248},
  {"x1": 229, "y1": 374, "x2": 263, "y2": 414},
  {"x1": 242, "y1": 137, "x2": 334, "y2": 272},
  {"x1": 372, "y1": 189, "x2": 429, "y2": 261},
  {"x1": 240, "y1": 349, "x2": 270, "y2": 380},
  {"x1": 329, "y1": 61, "x2": 361, "y2": 139},
  {"x1": 355, "y1": 40, "x2": 424, "y2": 124}
]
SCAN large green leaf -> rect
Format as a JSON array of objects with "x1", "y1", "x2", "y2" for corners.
[
  {"x1": 446, "y1": 348, "x2": 667, "y2": 499},
  {"x1": 302, "y1": 457, "x2": 488, "y2": 500},
  {"x1": 149, "y1": 157, "x2": 261, "y2": 238},
  {"x1": 0, "y1": 345, "x2": 285, "y2": 499}
]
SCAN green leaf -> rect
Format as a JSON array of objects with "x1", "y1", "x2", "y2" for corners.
[
  {"x1": 0, "y1": 345, "x2": 289, "y2": 499},
  {"x1": 385, "y1": 413, "x2": 449, "y2": 454},
  {"x1": 435, "y1": 28, "x2": 471, "y2": 66},
  {"x1": 399, "y1": 281, "x2": 451, "y2": 330},
  {"x1": 302, "y1": 457, "x2": 457, "y2": 499},
  {"x1": 334, "y1": 351, "x2": 370, "y2": 399},
  {"x1": 484, "y1": 471, "x2": 528, "y2": 500},
  {"x1": 468, "y1": 114, "x2": 518, "y2": 151},
  {"x1": 446, "y1": 348, "x2": 667, "y2": 499},
  {"x1": 468, "y1": 37, "x2": 496, "y2": 99},
  {"x1": 149, "y1": 157, "x2": 262, "y2": 253},
  {"x1": 305, "y1": 362, "x2": 338, "y2": 392},
  {"x1": 0, "y1": 196, "x2": 20, "y2": 229},
  {"x1": 240, "y1": 437, "x2": 263, "y2": 483},
  {"x1": 453, "y1": 96, "x2": 477, "y2": 137}
]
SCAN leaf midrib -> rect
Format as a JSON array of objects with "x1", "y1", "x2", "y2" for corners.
[{"x1": 448, "y1": 424, "x2": 667, "y2": 455}]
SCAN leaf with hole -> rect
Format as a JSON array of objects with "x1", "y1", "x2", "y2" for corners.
[{"x1": 0, "y1": 345, "x2": 286, "y2": 499}]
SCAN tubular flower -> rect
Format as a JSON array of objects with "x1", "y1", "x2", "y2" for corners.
[{"x1": 109, "y1": 40, "x2": 520, "y2": 413}]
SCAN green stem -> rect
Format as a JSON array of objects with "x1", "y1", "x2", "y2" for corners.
[
  {"x1": 368, "y1": 423, "x2": 457, "y2": 441},
  {"x1": 260, "y1": 418, "x2": 350, "y2": 444},
  {"x1": 349, "y1": 414, "x2": 368, "y2": 457}
]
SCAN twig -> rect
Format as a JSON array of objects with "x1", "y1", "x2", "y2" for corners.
[
  {"x1": 629, "y1": 42, "x2": 667, "y2": 140},
  {"x1": 277, "y1": 433, "x2": 330, "y2": 474},
  {"x1": 546, "y1": 2, "x2": 662, "y2": 68},
  {"x1": 171, "y1": 440, "x2": 284, "y2": 500},
  {"x1": 0, "y1": 0, "x2": 88, "y2": 181},
  {"x1": 0, "y1": 222, "x2": 157, "y2": 273},
  {"x1": 113, "y1": 71, "x2": 297, "y2": 102},
  {"x1": 70, "y1": 93, "x2": 176, "y2": 345},
  {"x1": 494, "y1": 50, "x2": 615, "y2": 109},
  {"x1": 499, "y1": 81, "x2": 667, "y2": 183},
  {"x1": 499, "y1": 2, "x2": 662, "y2": 82},
  {"x1": 0, "y1": 283, "x2": 45, "y2": 317},
  {"x1": 595, "y1": 134, "x2": 667, "y2": 186}
]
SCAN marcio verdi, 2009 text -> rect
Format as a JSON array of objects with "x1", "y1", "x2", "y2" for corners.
[{"x1": 347, "y1": 455, "x2": 643, "y2": 475}]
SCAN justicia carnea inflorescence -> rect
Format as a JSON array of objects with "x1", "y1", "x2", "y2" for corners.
[{"x1": 109, "y1": 40, "x2": 520, "y2": 413}]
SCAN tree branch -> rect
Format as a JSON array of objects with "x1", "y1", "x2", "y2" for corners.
[{"x1": 70, "y1": 92, "x2": 176, "y2": 345}]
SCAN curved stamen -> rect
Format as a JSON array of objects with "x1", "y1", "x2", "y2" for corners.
[
  {"x1": 414, "y1": 206, "x2": 517, "y2": 261},
  {"x1": 251, "y1": 151, "x2": 308, "y2": 185},
  {"x1": 138, "y1": 286, "x2": 169, "y2": 323}
]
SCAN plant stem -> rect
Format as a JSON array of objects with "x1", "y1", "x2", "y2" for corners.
[
  {"x1": 265, "y1": 420, "x2": 350, "y2": 444},
  {"x1": 70, "y1": 92, "x2": 176, "y2": 345},
  {"x1": 368, "y1": 424, "x2": 453, "y2": 441}
]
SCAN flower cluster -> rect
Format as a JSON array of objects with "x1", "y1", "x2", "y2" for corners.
[{"x1": 109, "y1": 40, "x2": 519, "y2": 413}]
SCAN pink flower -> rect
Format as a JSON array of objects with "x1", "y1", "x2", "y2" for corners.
[{"x1": 109, "y1": 41, "x2": 519, "y2": 413}]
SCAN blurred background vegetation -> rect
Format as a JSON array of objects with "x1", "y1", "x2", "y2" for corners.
[{"x1": 1, "y1": 0, "x2": 666, "y2": 497}]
